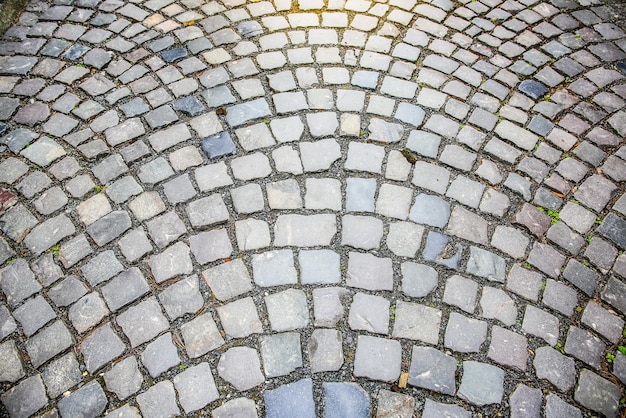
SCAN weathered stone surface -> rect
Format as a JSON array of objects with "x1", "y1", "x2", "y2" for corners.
[
  {"x1": 323, "y1": 382, "x2": 371, "y2": 418},
  {"x1": 274, "y1": 214, "x2": 337, "y2": 246},
  {"x1": 353, "y1": 335, "x2": 401, "y2": 382},
  {"x1": 408, "y1": 346, "x2": 456, "y2": 395},
  {"x1": 218, "y1": 347, "x2": 264, "y2": 391},
  {"x1": 458, "y1": 361, "x2": 505, "y2": 406}
]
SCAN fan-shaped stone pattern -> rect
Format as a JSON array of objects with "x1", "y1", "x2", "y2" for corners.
[{"x1": 0, "y1": 0, "x2": 625, "y2": 416}]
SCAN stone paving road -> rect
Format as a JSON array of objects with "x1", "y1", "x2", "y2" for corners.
[{"x1": 0, "y1": 0, "x2": 625, "y2": 415}]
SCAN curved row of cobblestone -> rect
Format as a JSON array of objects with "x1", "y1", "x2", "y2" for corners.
[{"x1": 0, "y1": 0, "x2": 625, "y2": 416}]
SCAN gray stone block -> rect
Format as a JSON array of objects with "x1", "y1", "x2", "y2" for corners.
[
  {"x1": 180, "y1": 311, "x2": 224, "y2": 358},
  {"x1": 458, "y1": 361, "x2": 504, "y2": 406},
  {"x1": 353, "y1": 335, "x2": 401, "y2": 382},
  {"x1": 103, "y1": 356, "x2": 143, "y2": 401},
  {"x1": 218, "y1": 347, "x2": 264, "y2": 391},
  {"x1": 323, "y1": 382, "x2": 371, "y2": 418},
  {"x1": 216, "y1": 297, "x2": 263, "y2": 339},
  {"x1": 80, "y1": 322, "x2": 125, "y2": 373},
  {"x1": 173, "y1": 363, "x2": 219, "y2": 414},
  {"x1": 260, "y1": 332, "x2": 302, "y2": 377},
  {"x1": 444, "y1": 312, "x2": 488, "y2": 353},
  {"x1": 408, "y1": 346, "x2": 456, "y2": 395}
]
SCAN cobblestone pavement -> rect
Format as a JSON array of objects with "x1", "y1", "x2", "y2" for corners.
[{"x1": 0, "y1": 0, "x2": 625, "y2": 415}]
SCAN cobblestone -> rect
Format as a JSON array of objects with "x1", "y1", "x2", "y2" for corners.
[{"x1": 2, "y1": 0, "x2": 626, "y2": 416}]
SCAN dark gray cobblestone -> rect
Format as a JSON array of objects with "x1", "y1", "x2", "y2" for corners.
[{"x1": 0, "y1": 0, "x2": 625, "y2": 415}]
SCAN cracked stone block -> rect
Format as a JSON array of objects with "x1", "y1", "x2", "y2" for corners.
[
  {"x1": 348, "y1": 292, "x2": 389, "y2": 335},
  {"x1": 218, "y1": 347, "x2": 264, "y2": 391},
  {"x1": 141, "y1": 333, "x2": 180, "y2": 378},
  {"x1": 346, "y1": 252, "x2": 393, "y2": 291},
  {"x1": 103, "y1": 357, "x2": 142, "y2": 401},
  {"x1": 574, "y1": 369, "x2": 621, "y2": 418},
  {"x1": 443, "y1": 275, "x2": 478, "y2": 314},
  {"x1": 57, "y1": 381, "x2": 107, "y2": 418},
  {"x1": 488, "y1": 326, "x2": 528, "y2": 371},
  {"x1": 42, "y1": 352, "x2": 82, "y2": 398},
  {"x1": 235, "y1": 219, "x2": 271, "y2": 251},
  {"x1": 260, "y1": 332, "x2": 303, "y2": 377},
  {"x1": 137, "y1": 381, "x2": 180, "y2": 418},
  {"x1": 444, "y1": 312, "x2": 488, "y2": 353},
  {"x1": 173, "y1": 363, "x2": 219, "y2": 414},
  {"x1": 466, "y1": 246, "x2": 506, "y2": 282},
  {"x1": 252, "y1": 250, "x2": 297, "y2": 287},
  {"x1": 180, "y1": 310, "x2": 224, "y2": 358},
  {"x1": 408, "y1": 346, "x2": 456, "y2": 395},
  {"x1": 458, "y1": 361, "x2": 504, "y2": 406},
  {"x1": 217, "y1": 297, "x2": 263, "y2": 339},
  {"x1": 353, "y1": 335, "x2": 401, "y2": 382},
  {"x1": 533, "y1": 346, "x2": 576, "y2": 392},
  {"x1": 565, "y1": 326, "x2": 605, "y2": 369},
  {"x1": 392, "y1": 301, "x2": 441, "y2": 345},
  {"x1": 376, "y1": 389, "x2": 414, "y2": 418},
  {"x1": 1, "y1": 375, "x2": 48, "y2": 418},
  {"x1": 479, "y1": 287, "x2": 517, "y2": 326}
]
